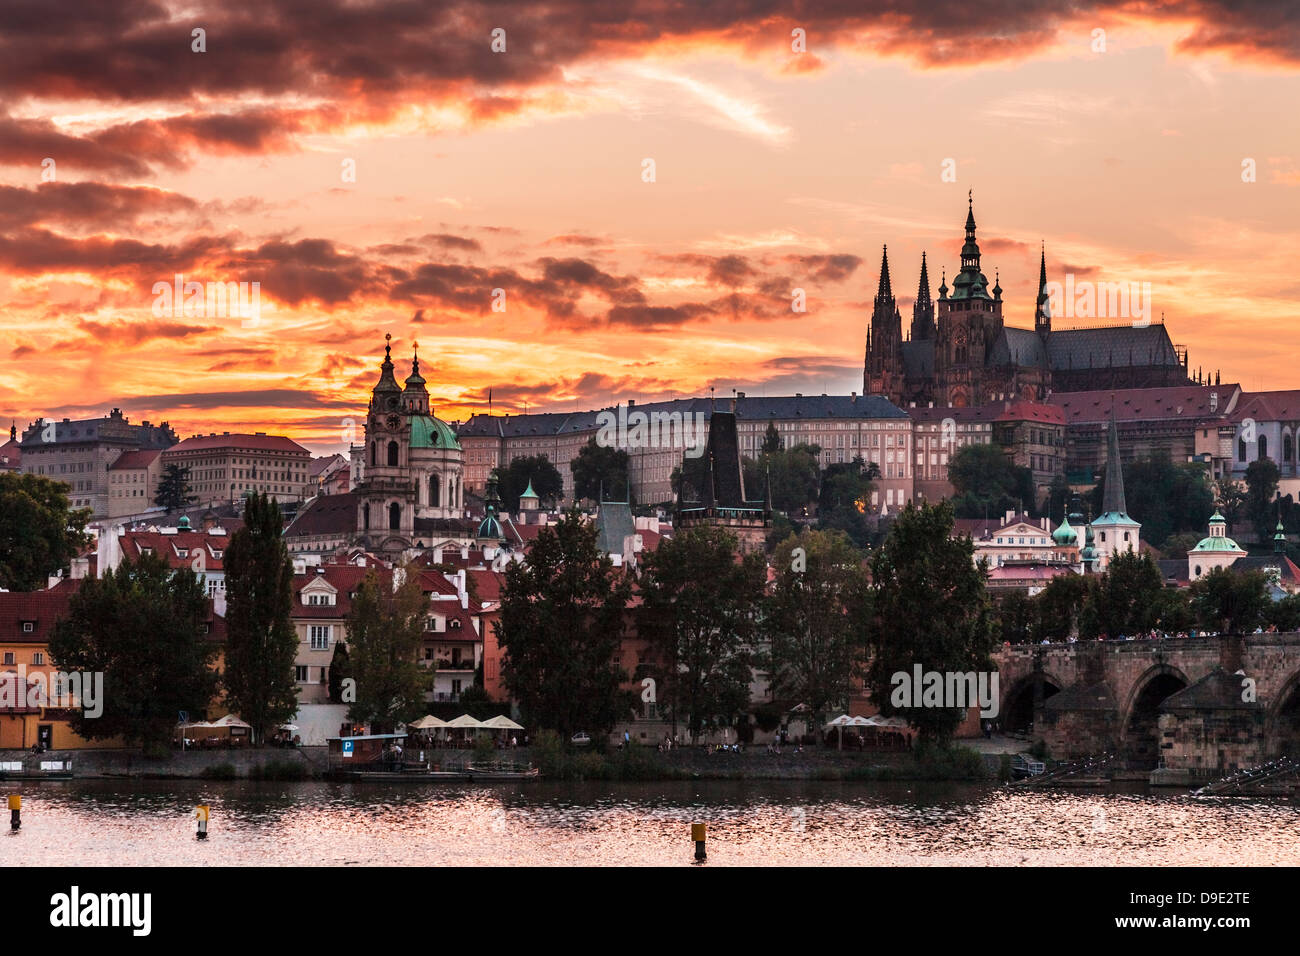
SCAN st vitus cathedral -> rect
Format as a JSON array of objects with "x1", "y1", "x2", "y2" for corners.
[{"x1": 864, "y1": 195, "x2": 1192, "y2": 408}]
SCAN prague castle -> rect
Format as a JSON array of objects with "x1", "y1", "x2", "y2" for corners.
[{"x1": 864, "y1": 196, "x2": 1193, "y2": 408}]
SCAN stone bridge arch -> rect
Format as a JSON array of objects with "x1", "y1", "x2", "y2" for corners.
[
  {"x1": 1120, "y1": 663, "x2": 1191, "y2": 768},
  {"x1": 1265, "y1": 667, "x2": 1300, "y2": 757},
  {"x1": 1000, "y1": 670, "x2": 1066, "y2": 734}
]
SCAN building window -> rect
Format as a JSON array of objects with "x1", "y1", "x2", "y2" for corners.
[
  {"x1": 387, "y1": 441, "x2": 399, "y2": 467},
  {"x1": 309, "y1": 626, "x2": 330, "y2": 651},
  {"x1": 22, "y1": 622, "x2": 34, "y2": 633},
  {"x1": 295, "y1": 665, "x2": 309, "y2": 682},
  {"x1": 32, "y1": 652, "x2": 44, "y2": 665},
  {"x1": 1, "y1": 652, "x2": 12, "y2": 666}
]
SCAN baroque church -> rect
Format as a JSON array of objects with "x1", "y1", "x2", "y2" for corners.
[
  {"x1": 864, "y1": 196, "x2": 1192, "y2": 407},
  {"x1": 351, "y1": 334, "x2": 471, "y2": 554}
]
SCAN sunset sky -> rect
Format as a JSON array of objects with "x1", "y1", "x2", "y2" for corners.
[{"x1": 2, "y1": 0, "x2": 1299, "y2": 456}]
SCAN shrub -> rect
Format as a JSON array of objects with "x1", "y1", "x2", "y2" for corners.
[{"x1": 200, "y1": 762, "x2": 238, "y2": 780}]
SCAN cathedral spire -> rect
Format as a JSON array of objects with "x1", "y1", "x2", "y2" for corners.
[
  {"x1": 876, "y1": 245, "x2": 893, "y2": 302},
  {"x1": 1101, "y1": 405, "x2": 1128, "y2": 518},
  {"x1": 1035, "y1": 242, "x2": 1052, "y2": 337},
  {"x1": 911, "y1": 251, "x2": 935, "y2": 341}
]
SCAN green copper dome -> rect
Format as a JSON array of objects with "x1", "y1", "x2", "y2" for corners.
[
  {"x1": 1052, "y1": 515, "x2": 1076, "y2": 545},
  {"x1": 410, "y1": 415, "x2": 461, "y2": 450},
  {"x1": 520, "y1": 479, "x2": 538, "y2": 500},
  {"x1": 1191, "y1": 512, "x2": 1243, "y2": 553}
]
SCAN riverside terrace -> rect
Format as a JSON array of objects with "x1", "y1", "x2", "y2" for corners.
[{"x1": 994, "y1": 632, "x2": 1300, "y2": 781}]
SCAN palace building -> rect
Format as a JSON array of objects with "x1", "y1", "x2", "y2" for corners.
[{"x1": 865, "y1": 196, "x2": 1192, "y2": 409}]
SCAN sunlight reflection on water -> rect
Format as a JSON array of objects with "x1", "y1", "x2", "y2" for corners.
[{"x1": 3, "y1": 780, "x2": 1297, "y2": 866}]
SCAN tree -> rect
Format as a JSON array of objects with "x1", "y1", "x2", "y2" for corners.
[
  {"x1": 1189, "y1": 567, "x2": 1270, "y2": 635},
  {"x1": 640, "y1": 525, "x2": 766, "y2": 744},
  {"x1": 344, "y1": 566, "x2": 432, "y2": 730},
  {"x1": 867, "y1": 501, "x2": 996, "y2": 744},
  {"x1": 1244, "y1": 458, "x2": 1281, "y2": 543},
  {"x1": 221, "y1": 492, "x2": 299, "y2": 744},
  {"x1": 154, "y1": 463, "x2": 196, "y2": 511},
  {"x1": 766, "y1": 529, "x2": 872, "y2": 737},
  {"x1": 1031, "y1": 573, "x2": 1094, "y2": 643},
  {"x1": 495, "y1": 510, "x2": 632, "y2": 740},
  {"x1": 948, "y1": 443, "x2": 1035, "y2": 519},
  {"x1": 994, "y1": 591, "x2": 1035, "y2": 646},
  {"x1": 1044, "y1": 473, "x2": 1072, "y2": 527},
  {"x1": 742, "y1": 443, "x2": 820, "y2": 515},
  {"x1": 816, "y1": 457, "x2": 876, "y2": 548},
  {"x1": 1090, "y1": 551, "x2": 1165, "y2": 637},
  {"x1": 0, "y1": 472, "x2": 90, "y2": 591},
  {"x1": 48, "y1": 552, "x2": 217, "y2": 749},
  {"x1": 761, "y1": 420, "x2": 782, "y2": 454},
  {"x1": 1215, "y1": 478, "x2": 1247, "y2": 530},
  {"x1": 571, "y1": 438, "x2": 631, "y2": 503},
  {"x1": 1267, "y1": 593, "x2": 1300, "y2": 632},
  {"x1": 497, "y1": 454, "x2": 564, "y2": 511},
  {"x1": 327, "y1": 642, "x2": 350, "y2": 704}
]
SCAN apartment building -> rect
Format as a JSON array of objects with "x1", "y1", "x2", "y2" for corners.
[
  {"x1": 161, "y1": 432, "x2": 313, "y2": 507},
  {"x1": 19, "y1": 408, "x2": 177, "y2": 516}
]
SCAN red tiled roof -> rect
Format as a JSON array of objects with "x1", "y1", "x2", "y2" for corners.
[
  {"x1": 993, "y1": 401, "x2": 1065, "y2": 424},
  {"x1": 166, "y1": 433, "x2": 310, "y2": 454},
  {"x1": 121, "y1": 530, "x2": 229, "y2": 572},
  {"x1": 1051, "y1": 384, "x2": 1240, "y2": 425},
  {"x1": 0, "y1": 590, "x2": 73, "y2": 643},
  {"x1": 1231, "y1": 390, "x2": 1300, "y2": 424},
  {"x1": 109, "y1": 449, "x2": 161, "y2": 470}
]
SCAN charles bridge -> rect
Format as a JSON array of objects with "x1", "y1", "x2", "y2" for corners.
[{"x1": 993, "y1": 633, "x2": 1300, "y2": 781}]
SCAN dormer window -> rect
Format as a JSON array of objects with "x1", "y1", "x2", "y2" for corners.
[
  {"x1": 21, "y1": 621, "x2": 34, "y2": 633},
  {"x1": 449, "y1": 618, "x2": 462, "y2": 630}
]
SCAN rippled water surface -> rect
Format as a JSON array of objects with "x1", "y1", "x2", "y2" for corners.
[{"x1": 3, "y1": 780, "x2": 1298, "y2": 866}]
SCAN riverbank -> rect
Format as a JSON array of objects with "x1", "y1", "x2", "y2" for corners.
[
  {"x1": 1, "y1": 744, "x2": 993, "y2": 782},
  {"x1": 0, "y1": 747, "x2": 319, "y2": 780}
]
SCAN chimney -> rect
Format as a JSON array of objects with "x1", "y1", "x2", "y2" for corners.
[{"x1": 456, "y1": 569, "x2": 468, "y2": 610}]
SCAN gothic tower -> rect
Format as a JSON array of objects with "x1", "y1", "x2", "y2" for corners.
[
  {"x1": 935, "y1": 193, "x2": 1004, "y2": 407},
  {"x1": 911, "y1": 251, "x2": 935, "y2": 341},
  {"x1": 1034, "y1": 244, "x2": 1051, "y2": 339},
  {"x1": 863, "y1": 245, "x2": 905, "y2": 403}
]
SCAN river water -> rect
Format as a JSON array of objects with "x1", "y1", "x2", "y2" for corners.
[{"x1": 3, "y1": 779, "x2": 1297, "y2": 866}]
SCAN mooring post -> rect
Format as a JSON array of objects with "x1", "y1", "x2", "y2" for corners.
[
  {"x1": 692, "y1": 822, "x2": 707, "y2": 861},
  {"x1": 8, "y1": 794, "x2": 19, "y2": 832},
  {"x1": 196, "y1": 805, "x2": 209, "y2": 840}
]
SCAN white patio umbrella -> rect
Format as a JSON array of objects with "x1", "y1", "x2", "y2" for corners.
[
  {"x1": 445, "y1": 714, "x2": 484, "y2": 728},
  {"x1": 480, "y1": 715, "x2": 523, "y2": 730},
  {"x1": 409, "y1": 715, "x2": 448, "y2": 730},
  {"x1": 825, "y1": 714, "x2": 853, "y2": 750},
  {"x1": 211, "y1": 714, "x2": 252, "y2": 728}
]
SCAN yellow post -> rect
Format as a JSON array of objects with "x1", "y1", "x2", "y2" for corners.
[
  {"x1": 691, "y1": 822, "x2": 706, "y2": 861},
  {"x1": 8, "y1": 793, "x2": 19, "y2": 832},
  {"x1": 195, "y1": 805, "x2": 209, "y2": 840}
]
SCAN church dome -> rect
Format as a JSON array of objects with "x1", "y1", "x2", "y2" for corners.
[
  {"x1": 410, "y1": 415, "x2": 461, "y2": 450},
  {"x1": 1191, "y1": 512, "x2": 1243, "y2": 553},
  {"x1": 1052, "y1": 515, "x2": 1076, "y2": 545}
]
